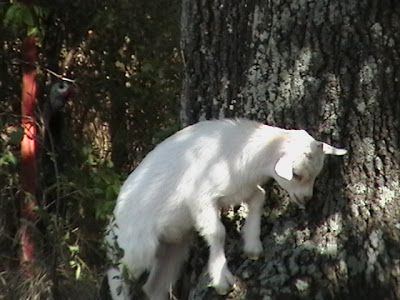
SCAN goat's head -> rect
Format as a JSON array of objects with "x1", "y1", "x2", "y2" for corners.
[{"x1": 273, "y1": 130, "x2": 347, "y2": 209}]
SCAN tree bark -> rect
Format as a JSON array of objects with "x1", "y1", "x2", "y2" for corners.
[
  {"x1": 181, "y1": 0, "x2": 400, "y2": 299},
  {"x1": 110, "y1": 82, "x2": 128, "y2": 171},
  {"x1": 20, "y1": 36, "x2": 39, "y2": 274}
]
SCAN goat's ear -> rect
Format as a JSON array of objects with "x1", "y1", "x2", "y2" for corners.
[
  {"x1": 275, "y1": 155, "x2": 293, "y2": 180},
  {"x1": 322, "y1": 142, "x2": 347, "y2": 155}
]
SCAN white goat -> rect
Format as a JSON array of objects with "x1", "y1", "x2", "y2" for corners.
[{"x1": 105, "y1": 119, "x2": 347, "y2": 300}]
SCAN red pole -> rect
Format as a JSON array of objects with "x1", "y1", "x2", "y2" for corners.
[{"x1": 20, "y1": 36, "x2": 39, "y2": 271}]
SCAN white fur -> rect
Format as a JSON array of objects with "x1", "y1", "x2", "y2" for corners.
[{"x1": 105, "y1": 119, "x2": 346, "y2": 299}]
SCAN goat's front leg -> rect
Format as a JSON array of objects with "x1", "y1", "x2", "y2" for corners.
[
  {"x1": 242, "y1": 185, "x2": 266, "y2": 260},
  {"x1": 193, "y1": 203, "x2": 235, "y2": 295}
]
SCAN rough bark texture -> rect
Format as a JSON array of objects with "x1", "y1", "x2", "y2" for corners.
[{"x1": 181, "y1": 0, "x2": 400, "y2": 299}]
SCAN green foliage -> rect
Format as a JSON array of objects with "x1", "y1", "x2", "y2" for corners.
[
  {"x1": 0, "y1": 148, "x2": 17, "y2": 167},
  {"x1": 0, "y1": 0, "x2": 181, "y2": 298},
  {"x1": 39, "y1": 145, "x2": 124, "y2": 225},
  {"x1": 8, "y1": 126, "x2": 23, "y2": 145},
  {"x1": 0, "y1": 124, "x2": 19, "y2": 180},
  {"x1": 74, "y1": 145, "x2": 123, "y2": 222},
  {"x1": 3, "y1": 2, "x2": 48, "y2": 38},
  {"x1": 4, "y1": 3, "x2": 34, "y2": 27}
]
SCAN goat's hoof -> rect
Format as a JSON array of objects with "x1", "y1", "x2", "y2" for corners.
[
  {"x1": 247, "y1": 254, "x2": 260, "y2": 261},
  {"x1": 214, "y1": 285, "x2": 231, "y2": 295},
  {"x1": 210, "y1": 269, "x2": 236, "y2": 295},
  {"x1": 213, "y1": 278, "x2": 242, "y2": 295}
]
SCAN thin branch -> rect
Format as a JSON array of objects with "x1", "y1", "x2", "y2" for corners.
[
  {"x1": 44, "y1": 67, "x2": 76, "y2": 84},
  {"x1": 12, "y1": 58, "x2": 76, "y2": 84}
]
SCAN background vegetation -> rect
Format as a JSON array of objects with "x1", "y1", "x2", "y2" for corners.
[
  {"x1": 0, "y1": 1, "x2": 181, "y2": 298},
  {"x1": 2, "y1": 1, "x2": 400, "y2": 300}
]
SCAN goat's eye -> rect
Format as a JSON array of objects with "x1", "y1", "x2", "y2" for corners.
[{"x1": 293, "y1": 172, "x2": 303, "y2": 181}]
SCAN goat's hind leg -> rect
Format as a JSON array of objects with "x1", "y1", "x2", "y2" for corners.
[
  {"x1": 143, "y1": 238, "x2": 190, "y2": 300},
  {"x1": 107, "y1": 264, "x2": 131, "y2": 300},
  {"x1": 194, "y1": 204, "x2": 235, "y2": 295}
]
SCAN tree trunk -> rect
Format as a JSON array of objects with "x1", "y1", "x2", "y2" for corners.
[
  {"x1": 20, "y1": 36, "x2": 39, "y2": 274},
  {"x1": 180, "y1": 0, "x2": 400, "y2": 299},
  {"x1": 110, "y1": 83, "x2": 128, "y2": 171}
]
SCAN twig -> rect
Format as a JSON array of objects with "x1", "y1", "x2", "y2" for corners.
[
  {"x1": 12, "y1": 58, "x2": 76, "y2": 84},
  {"x1": 44, "y1": 67, "x2": 76, "y2": 84}
]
